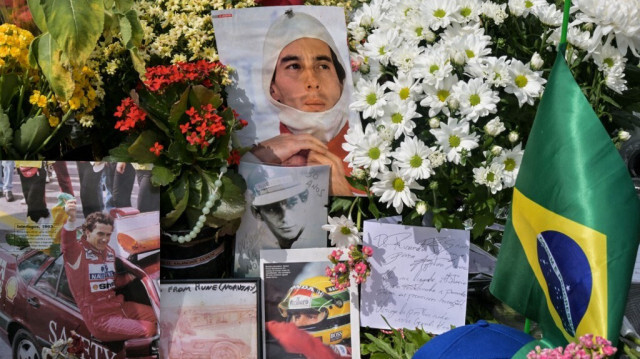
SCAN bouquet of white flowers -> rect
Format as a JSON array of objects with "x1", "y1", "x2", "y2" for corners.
[{"x1": 344, "y1": 0, "x2": 640, "y2": 242}]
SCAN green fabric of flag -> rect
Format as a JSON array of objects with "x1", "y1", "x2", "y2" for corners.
[{"x1": 489, "y1": 45, "x2": 640, "y2": 346}]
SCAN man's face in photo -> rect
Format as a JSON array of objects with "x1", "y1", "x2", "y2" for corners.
[
  {"x1": 270, "y1": 37, "x2": 343, "y2": 113},
  {"x1": 254, "y1": 192, "x2": 307, "y2": 249},
  {"x1": 85, "y1": 222, "x2": 113, "y2": 252}
]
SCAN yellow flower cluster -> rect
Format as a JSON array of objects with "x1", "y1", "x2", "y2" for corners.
[
  {"x1": 60, "y1": 66, "x2": 100, "y2": 127},
  {"x1": 29, "y1": 90, "x2": 47, "y2": 108},
  {"x1": 0, "y1": 23, "x2": 34, "y2": 70}
]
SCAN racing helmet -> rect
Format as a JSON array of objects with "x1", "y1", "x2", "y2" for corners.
[{"x1": 278, "y1": 276, "x2": 350, "y2": 345}]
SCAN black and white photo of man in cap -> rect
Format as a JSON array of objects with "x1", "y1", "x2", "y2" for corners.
[
  {"x1": 250, "y1": 175, "x2": 309, "y2": 250},
  {"x1": 233, "y1": 162, "x2": 329, "y2": 277}
]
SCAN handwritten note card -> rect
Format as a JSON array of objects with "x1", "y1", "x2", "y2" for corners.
[{"x1": 360, "y1": 217, "x2": 470, "y2": 334}]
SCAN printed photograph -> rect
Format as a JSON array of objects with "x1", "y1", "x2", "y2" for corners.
[
  {"x1": 212, "y1": 6, "x2": 360, "y2": 196},
  {"x1": 160, "y1": 279, "x2": 260, "y2": 359},
  {"x1": 0, "y1": 161, "x2": 160, "y2": 359},
  {"x1": 261, "y1": 248, "x2": 360, "y2": 358},
  {"x1": 234, "y1": 162, "x2": 329, "y2": 278}
]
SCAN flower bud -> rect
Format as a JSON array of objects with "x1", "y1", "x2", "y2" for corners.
[
  {"x1": 508, "y1": 131, "x2": 519, "y2": 143},
  {"x1": 351, "y1": 167, "x2": 366, "y2": 180},
  {"x1": 448, "y1": 98, "x2": 460, "y2": 112},
  {"x1": 424, "y1": 29, "x2": 436, "y2": 43},
  {"x1": 452, "y1": 52, "x2": 466, "y2": 66},
  {"x1": 351, "y1": 26, "x2": 367, "y2": 43},
  {"x1": 484, "y1": 117, "x2": 506, "y2": 136},
  {"x1": 618, "y1": 130, "x2": 631, "y2": 142},
  {"x1": 416, "y1": 201, "x2": 428, "y2": 215},
  {"x1": 530, "y1": 52, "x2": 544, "y2": 70},
  {"x1": 429, "y1": 117, "x2": 440, "y2": 128},
  {"x1": 491, "y1": 145, "x2": 503, "y2": 156}
]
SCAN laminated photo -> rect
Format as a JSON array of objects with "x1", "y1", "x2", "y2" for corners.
[
  {"x1": 260, "y1": 248, "x2": 360, "y2": 359},
  {"x1": 160, "y1": 279, "x2": 260, "y2": 359},
  {"x1": 212, "y1": 6, "x2": 361, "y2": 196},
  {"x1": 0, "y1": 160, "x2": 160, "y2": 359},
  {"x1": 234, "y1": 161, "x2": 329, "y2": 277}
]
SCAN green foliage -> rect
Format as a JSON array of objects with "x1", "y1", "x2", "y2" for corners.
[{"x1": 361, "y1": 321, "x2": 433, "y2": 359}]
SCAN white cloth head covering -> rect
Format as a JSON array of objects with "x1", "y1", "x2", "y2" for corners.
[{"x1": 262, "y1": 10, "x2": 349, "y2": 143}]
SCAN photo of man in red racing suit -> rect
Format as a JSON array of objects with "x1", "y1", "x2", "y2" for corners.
[{"x1": 61, "y1": 199, "x2": 157, "y2": 342}]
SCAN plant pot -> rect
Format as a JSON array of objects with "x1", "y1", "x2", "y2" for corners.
[{"x1": 160, "y1": 226, "x2": 233, "y2": 280}]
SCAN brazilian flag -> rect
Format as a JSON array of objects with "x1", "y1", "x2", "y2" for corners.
[{"x1": 489, "y1": 44, "x2": 640, "y2": 346}]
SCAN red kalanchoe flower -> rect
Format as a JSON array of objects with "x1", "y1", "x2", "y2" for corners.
[
  {"x1": 114, "y1": 97, "x2": 146, "y2": 131},
  {"x1": 150, "y1": 142, "x2": 164, "y2": 156},
  {"x1": 227, "y1": 149, "x2": 241, "y2": 165},
  {"x1": 179, "y1": 123, "x2": 191, "y2": 134}
]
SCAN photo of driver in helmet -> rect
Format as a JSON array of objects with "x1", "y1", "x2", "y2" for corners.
[{"x1": 264, "y1": 262, "x2": 351, "y2": 358}]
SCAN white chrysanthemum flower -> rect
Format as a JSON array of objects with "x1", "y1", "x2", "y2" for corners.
[
  {"x1": 412, "y1": 46, "x2": 453, "y2": 87},
  {"x1": 473, "y1": 162, "x2": 505, "y2": 194},
  {"x1": 465, "y1": 56, "x2": 511, "y2": 87},
  {"x1": 428, "y1": 149, "x2": 446, "y2": 168},
  {"x1": 345, "y1": 124, "x2": 391, "y2": 177},
  {"x1": 508, "y1": 131, "x2": 519, "y2": 143},
  {"x1": 363, "y1": 28, "x2": 402, "y2": 66},
  {"x1": 385, "y1": 71, "x2": 424, "y2": 103},
  {"x1": 480, "y1": 1, "x2": 508, "y2": 24},
  {"x1": 430, "y1": 117, "x2": 480, "y2": 164},
  {"x1": 429, "y1": 117, "x2": 441, "y2": 128},
  {"x1": 379, "y1": 99, "x2": 420, "y2": 139},
  {"x1": 322, "y1": 215, "x2": 361, "y2": 248},
  {"x1": 392, "y1": 137, "x2": 434, "y2": 180},
  {"x1": 351, "y1": 78, "x2": 388, "y2": 119},
  {"x1": 604, "y1": 62, "x2": 628, "y2": 94},
  {"x1": 421, "y1": 74, "x2": 458, "y2": 117},
  {"x1": 455, "y1": 0, "x2": 482, "y2": 23},
  {"x1": 484, "y1": 117, "x2": 506, "y2": 136},
  {"x1": 421, "y1": 0, "x2": 460, "y2": 31},
  {"x1": 350, "y1": 2, "x2": 383, "y2": 28},
  {"x1": 532, "y1": 3, "x2": 563, "y2": 27},
  {"x1": 572, "y1": 0, "x2": 640, "y2": 56},
  {"x1": 371, "y1": 169, "x2": 424, "y2": 213},
  {"x1": 592, "y1": 42, "x2": 627, "y2": 72},
  {"x1": 453, "y1": 78, "x2": 500, "y2": 122},
  {"x1": 390, "y1": 43, "x2": 423, "y2": 74},
  {"x1": 449, "y1": 32, "x2": 492, "y2": 66},
  {"x1": 403, "y1": 11, "x2": 435, "y2": 42},
  {"x1": 508, "y1": 0, "x2": 547, "y2": 17},
  {"x1": 504, "y1": 59, "x2": 546, "y2": 107},
  {"x1": 493, "y1": 143, "x2": 524, "y2": 187}
]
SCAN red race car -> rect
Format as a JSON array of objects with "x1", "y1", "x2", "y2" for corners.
[{"x1": 0, "y1": 218, "x2": 161, "y2": 359}]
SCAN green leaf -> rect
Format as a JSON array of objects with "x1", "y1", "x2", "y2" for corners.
[
  {"x1": 151, "y1": 165, "x2": 177, "y2": 187},
  {"x1": 26, "y1": 0, "x2": 48, "y2": 32},
  {"x1": 0, "y1": 73, "x2": 20, "y2": 110},
  {"x1": 113, "y1": 0, "x2": 133, "y2": 13},
  {"x1": 329, "y1": 197, "x2": 353, "y2": 214},
  {"x1": 189, "y1": 85, "x2": 221, "y2": 109},
  {"x1": 117, "y1": 10, "x2": 143, "y2": 49},
  {"x1": 0, "y1": 110, "x2": 14, "y2": 150},
  {"x1": 207, "y1": 172, "x2": 246, "y2": 221},
  {"x1": 161, "y1": 176, "x2": 189, "y2": 229},
  {"x1": 13, "y1": 114, "x2": 51, "y2": 155},
  {"x1": 169, "y1": 87, "x2": 190, "y2": 125},
  {"x1": 127, "y1": 130, "x2": 158, "y2": 163},
  {"x1": 364, "y1": 333, "x2": 402, "y2": 359},
  {"x1": 107, "y1": 141, "x2": 134, "y2": 162},
  {"x1": 41, "y1": 0, "x2": 105, "y2": 66},
  {"x1": 129, "y1": 47, "x2": 146, "y2": 77},
  {"x1": 31, "y1": 33, "x2": 75, "y2": 100}
]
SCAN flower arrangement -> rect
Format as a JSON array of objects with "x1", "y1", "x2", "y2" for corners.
[
  {"x1": 322, "y1": 215, "x2": 374, "y2": 288},
  {"x1": 526, "y1": 334, "x2": 617, "y2": 359},
  {"x1": 343, "y1": 0, "x2": 640, "y2": 242},
  {"x1": 108, "y1": 59, "x2": 247, "y2": 241}
]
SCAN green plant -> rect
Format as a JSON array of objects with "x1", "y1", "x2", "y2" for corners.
[
  {"x1": 107, "y1": 60, "x2": 247, "y2": 240},
  {"x1": 361, "y1": 318, "x2": 433, "y2": 359}
]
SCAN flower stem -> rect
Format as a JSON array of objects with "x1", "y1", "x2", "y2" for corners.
[{"x1": 32, "y1": 110, "x2": 73, "y2": 156}]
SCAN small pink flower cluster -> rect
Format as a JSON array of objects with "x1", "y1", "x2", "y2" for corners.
[
  {"x1": 325, "y1": 245, "x2": 374, "y2": 290},
  {"x1": 527, "y1": 334, "x2": 616, "y2": 359}
]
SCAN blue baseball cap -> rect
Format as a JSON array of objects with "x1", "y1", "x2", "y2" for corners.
[{"x1": 413, "y1": 320, "x2": 534, "y2": 359}]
